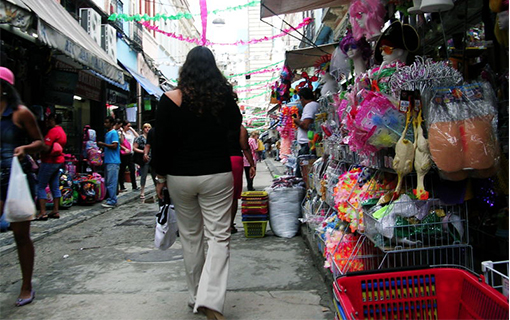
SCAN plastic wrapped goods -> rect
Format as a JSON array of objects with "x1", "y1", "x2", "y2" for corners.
[
  {"x1": 427, "y1": 82, "x2": 499, "y2": 179},
  {"x1": 266, "y1": 186, "x2": 305, "y2": 238}
]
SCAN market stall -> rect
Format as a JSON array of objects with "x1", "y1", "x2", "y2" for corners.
[{"x1": 270, "y1": 0, "x2": 508, "y2": 317}]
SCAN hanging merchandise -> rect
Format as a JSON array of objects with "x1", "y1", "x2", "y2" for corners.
[
  {"x1": 339, "y1": 30, "x2": 372, "y2": 78},
  {"x1": 314, "y1": 54, "x2": 331, "y2": 76},
  {"x1": 353, "y1": 90, "x2": 404, "y2": 150},
  {"x1": 373, "y1": 21, "x2": 420, "y2": 66},
  {"x1": 427, "y1": 83, "x2": 500, "y2": 181},
  {"x1": 392, "y1": 109, "x2": 415, "y2": 195},
  {"x1": 420, "y1": 0, "x2": 454, "y2": 12},
  {"x1": 413, "y1": 110, "x2": 432, "y2": 200},
  {"x1": 349, "y1": 0, "x2": 386, "y2": 41},
  {"x1": 272, "y1": 65, "x2": 293, "y2": 104},
  {"x1": 329, "y1": 45, "x2": 351, "y2": 82},
  {"x1": 489, "y1": 0, "x2": 510, "y2": 48},
  {"x1": 389, "y1": 57, "x2": 463, "y2": 101}
]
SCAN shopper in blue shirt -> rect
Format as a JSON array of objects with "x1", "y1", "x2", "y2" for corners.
[{"x1": 98, "y1": 116, "x2": 121, "y2": 207}]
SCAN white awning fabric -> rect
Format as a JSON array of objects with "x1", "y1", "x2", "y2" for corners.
[
  {"x1": 285, "y1": 43, "x2": 336, "y2": 70},
  {"x1": 260, "y1": 0, "x2": 349, "y2": 18},
  {"x1": 18, "y1": 0, "x2": 125, "y2": 86}
]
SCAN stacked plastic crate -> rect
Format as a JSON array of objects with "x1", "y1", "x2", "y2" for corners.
[{"x1": 241, "y1": 191, "x2": 269, "y2": 238}]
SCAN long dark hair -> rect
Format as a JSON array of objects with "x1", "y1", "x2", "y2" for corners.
[
  {"x1": 1, "y1": 79, "x2": 23, "y2": 110},
  {"x1": 177, "y1": 46, "x2": 237, "y2": 117}
]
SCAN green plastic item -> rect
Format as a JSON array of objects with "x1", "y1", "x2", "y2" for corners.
[{"x1": 373, "y1": 203, "x2": 393, "y2": 220}]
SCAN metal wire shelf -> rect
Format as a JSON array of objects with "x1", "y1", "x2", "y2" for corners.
[
  {"x1": 331, "y1": 234, "x2": 474, "y2": 277},
  {"x1": 482, "y1": 260, "x2": 509, "y2": 298}
]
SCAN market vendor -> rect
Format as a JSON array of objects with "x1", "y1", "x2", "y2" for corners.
[{"x1": 292, "y1": 87, "x2": 319, "y2": 177}]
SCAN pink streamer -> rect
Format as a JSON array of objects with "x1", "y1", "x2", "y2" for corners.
[
  {"x1": 248, "y1": 67, "x2": 282, "y2": 76},
  {"x1": 200, "y1": 0, "x2": 207, "y2": 46},
  {"x1": 140, "y1": 17, "x2": 312, "y2": 46},
  {"x1": 235, "y1": 84, "x2": 271, "y2": 93}
]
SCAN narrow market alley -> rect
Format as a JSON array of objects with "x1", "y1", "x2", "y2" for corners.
[{"x1": 0, "y1": 159, "x2": 335, "y2": 320}]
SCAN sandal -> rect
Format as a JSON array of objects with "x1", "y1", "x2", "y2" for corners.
[
  {"x1": 34, "y1": 215, "x2": 48, "y2": 221},
  {"x1": 48, "y1": 212, "x2": 60, "y2": 219},
  {"x1": 140, "y1": 194, "x2": 145, "y2": 199}
]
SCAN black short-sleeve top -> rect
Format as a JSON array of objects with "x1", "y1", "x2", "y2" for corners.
[{"x1": 153, "y1": 93, "x2": 242, "y2": 176}]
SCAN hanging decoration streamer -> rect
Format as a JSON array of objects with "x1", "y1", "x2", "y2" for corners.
[
  {"x1": 235, "y1": 84, "x2": 272, "y2": 93},
  {"x1": 140, "y1": 17, "x2": 312, "y2": 46},
  {"x1": 167, "y1": 61, "x2": 283, "y2": 83},
  {"x1": 108, "y1": 1, "x2": 260, "y2": 22},
  {"x1": 199, "y1": 0, "x2": 207, "y2": 46},
  {"x1": 234, "y1": 76, "x2": 280, "y2": 88},
  {"x1": 238, "y1": 90, "x2": 271, "y2": 101},
  {"x1": 226, "y1": 60, "x2": 284, "y2": 78}
]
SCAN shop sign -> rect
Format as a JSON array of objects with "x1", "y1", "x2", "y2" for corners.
[
  {"x1": 54, "y1": 59, "x2": 101, "y2": 101},
  {"x1": 75, "y1": 71, "x2": 101, "y2": 101},
  {"x1": 0, "y1": 1, "x2": 32, "y2": 31},
  {"x1": 43, "y1": 70, "x2": 79, "y2": 106},
  {"x1": 144, "y1": 98, "x2": 152, "y2": 111},
  {"x1": 107, "y1": 89, "x2": 128, "y2": 105},
  {"x1": 37, "y1": 20, "x2": 124, "y2": 84}
]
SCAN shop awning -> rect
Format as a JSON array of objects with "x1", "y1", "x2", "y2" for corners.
[
  {"x1": 285, "y1": 43, "x2": 336, "y2": 70},
  {"x1": 261, "y1": 0, "x2": 349, "y2": 18},
  {"x1": 17, "y1": 0, "x2": 125, "y2": 87},
  {"x1": 124, "y1": 65, "x2": 164, "y2": 99}
]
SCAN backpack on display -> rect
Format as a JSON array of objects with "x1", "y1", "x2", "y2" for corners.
[
  {"x1": 82, "y1": 125, "x2": 102, "y2": 167},
  {"x1": 77, "y1": 180, "x2": 97, "y2": 204},
  {"x1": 87, "y1": 148, "x2": 103, "y2": 167},
  {"x1": 60, "y1": 187, "x2": 74, "y2": 208},
  {"x1": 64, "y1": 154, "x2": 78, "y2": 178},
  {"x1": 91, "y1": 172, "x2": 105, "y2": 201}
]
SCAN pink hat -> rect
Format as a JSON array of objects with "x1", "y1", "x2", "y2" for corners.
[{"x1": 0, "y1": 67, "x2": 14, "y2": 85}]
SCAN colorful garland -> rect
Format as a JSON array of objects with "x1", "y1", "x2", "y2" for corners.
[
  {"x1": 234, "y1": 76, "x2": 280, "y2": 88},
  {"x1": 140, "y1": 17, "x2": 312, "y2": 46},
  {"x1": 235, "y1": 84, "x2": 271, "y2": 93},
  {"x1": 238, "y1": 90, "x2": 271, "y2": 101},
  {"x1": 226, "y1": 60, "x2": 284, "y2": 78},
  {"x1": 108, "y1": 1, "x2": 260, "y2": 22}
]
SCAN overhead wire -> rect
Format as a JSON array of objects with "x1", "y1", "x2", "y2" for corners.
[{"x1": 260, "y1": 3, "x2": 329, "y2": 54}]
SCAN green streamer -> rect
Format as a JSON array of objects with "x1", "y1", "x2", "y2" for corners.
[
  {"x1": 108, "y1": 0, "x2": 260, "y2": 22},
  {"x1": 226, "y1": 60, "x2": 284, "y2": 79},
  {"x1": 238, "y1": 90, "x2": 271, "y2": 101},
  {"x1": 234, "y1": 76, "x2": 279, "y2": 88}
]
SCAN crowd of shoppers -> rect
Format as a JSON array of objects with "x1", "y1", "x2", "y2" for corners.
[{"x1": 0, "y1": 46, "x2": 280, "y2": 317}]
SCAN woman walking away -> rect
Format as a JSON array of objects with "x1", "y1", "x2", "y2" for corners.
[
  {"x1": 0, "y1": 66, "x2": 44, "y2": 306},
  {"x1": 244, "y1": 131, "x2": 259, "y2": 191},
  {"x1": 118, "y1": 120, "x2": 138, "y2": 192},
  {"x1": 153, "y1": 46, "x2": 242, "y2": 320},
  {"x1": 133, "y1": 123, "x2": 154, "y2": 199},
  {"x1": 229, "y1": 125, "x2": 256, "y2": 233}
]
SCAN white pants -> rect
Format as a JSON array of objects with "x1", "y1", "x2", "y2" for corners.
[{"x1": 166, "y1": 172, "x2": 233, "y2": 314}]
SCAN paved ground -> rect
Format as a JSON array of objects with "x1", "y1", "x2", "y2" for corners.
[{"x1": 0, "y1": 158, "x2": 335, "y2": 320}]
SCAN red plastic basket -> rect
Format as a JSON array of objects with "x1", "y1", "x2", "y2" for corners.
[{"x1": 334, "y1": 267, "x2": 509, "y2": 320}]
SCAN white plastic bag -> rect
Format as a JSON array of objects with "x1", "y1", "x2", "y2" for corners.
[
  {"x1": 267, "y1": 186, "x2": 305, "y2": 238},
  {"x1": 4, "y1": 156, "x2": 36, "y2": 222},
  {"x1": 154, "y1": 203, "x2": 178, "y2": 250}
]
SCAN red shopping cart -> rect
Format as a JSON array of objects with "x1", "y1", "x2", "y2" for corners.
[{"x1": 333, "y1": 267, "x2": 509, "y2": 320}]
